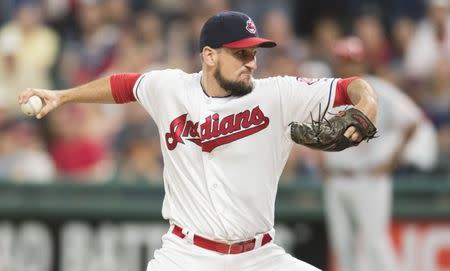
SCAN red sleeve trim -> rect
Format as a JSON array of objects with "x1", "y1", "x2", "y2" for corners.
[
  {"x1": 333, "y1": 76, "x2": 360, "y2": 107},
  {"x1": 110, "y1": 73, "x2": 142, "y2": 104}
]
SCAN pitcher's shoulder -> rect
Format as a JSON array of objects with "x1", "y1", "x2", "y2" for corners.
[
  {"x1": 253, "y1": 75, "x2": 297, "y2": 90},
  {"x1": 142, "y1": 68, "x2": 194, "y2": 79}
]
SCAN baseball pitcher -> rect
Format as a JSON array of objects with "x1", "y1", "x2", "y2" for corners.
[{"x1": 19, "y1": 12, "x2": 378, "y2": 271}]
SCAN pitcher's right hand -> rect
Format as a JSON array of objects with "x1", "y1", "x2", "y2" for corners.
[{"x1": 19, "y1": 88, "x2": 62, "y2": 119}]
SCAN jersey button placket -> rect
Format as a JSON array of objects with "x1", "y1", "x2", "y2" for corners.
[
  {"x1": 203, "y1": 153, "x2": 225, "y2": 215},
  {"x1": 200, "y1": 103, "x2": 225, "y2": 215},
  {"x1": 209, "y1": 182, "x2": 225, "y2": 215}
]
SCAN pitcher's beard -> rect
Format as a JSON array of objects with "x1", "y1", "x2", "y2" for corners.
[{"x1": 214, "y1": 68, "x2": 254, "y2": 97}]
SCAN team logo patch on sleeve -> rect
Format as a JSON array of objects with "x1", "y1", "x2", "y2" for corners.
[{"x1": 246, "y1": 19, "x2": 257, "y2": 34}]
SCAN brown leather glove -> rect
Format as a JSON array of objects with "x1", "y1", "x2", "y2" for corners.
[{"x1": 290, "y1": 108, "x2": 378, "y2": 152}]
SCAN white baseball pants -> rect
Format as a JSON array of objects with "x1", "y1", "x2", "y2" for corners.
[
  {"x1": 324, "y1": 175, "x2": 398, "y2": 271},
  {"x1": 146, "y1": 227, "x2": 321, "y2": 271}
]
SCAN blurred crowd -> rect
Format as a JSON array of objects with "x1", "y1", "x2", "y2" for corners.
[{"x1": 0, "y1": 0, "x2": 449, "y2": 184}]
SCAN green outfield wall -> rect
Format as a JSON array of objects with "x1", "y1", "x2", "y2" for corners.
[{"x1": 1, "y1": 175, "x2": 449, "y2": 221}]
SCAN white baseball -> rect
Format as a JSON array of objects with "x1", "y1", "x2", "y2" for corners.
[{"x1": 21, "y1": 95, "x2": 43, "y2": 116}]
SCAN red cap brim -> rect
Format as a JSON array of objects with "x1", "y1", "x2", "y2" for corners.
[{"x1": 223, "y1": 37, "x2": 277, "y2": 49}]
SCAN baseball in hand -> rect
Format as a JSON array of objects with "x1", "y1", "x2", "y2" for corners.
[{"x1": 21, "y1": 96, "x2": 43, "y2": 116}]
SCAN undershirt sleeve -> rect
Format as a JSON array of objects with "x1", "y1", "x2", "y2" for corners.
[
  {"x1": 333, "y1": 76, "x2": 360, "y2": 107},
  {"x1": 110, "y1": 73, "x2": 142, "y2": 103}
]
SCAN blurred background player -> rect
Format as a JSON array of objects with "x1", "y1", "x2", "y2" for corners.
[{"x1": 321, "y1": 36, "x2": 438, "y2": 271}]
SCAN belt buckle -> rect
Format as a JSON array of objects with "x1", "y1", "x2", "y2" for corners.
[
  {"x1": 227, "y1": 243, "x2": 242, "y2": 254},
  {"x1": 226, "y1": 239, "x2": 237, "y2": 254},
  {"x1": 228, "y1": 240, "x2": 252, "y2": 254},
  {"x1": 242, "y1": 240, "x2": 255, "y2": 253}
]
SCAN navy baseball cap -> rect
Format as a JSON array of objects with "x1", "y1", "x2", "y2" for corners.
[{"x1": 199, "y1": 11, "x2": 277, "y2": 52}]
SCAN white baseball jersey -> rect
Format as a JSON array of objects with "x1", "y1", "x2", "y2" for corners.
[{"x1": 133, "y1": 69, "x2": 338, "y2": 241}]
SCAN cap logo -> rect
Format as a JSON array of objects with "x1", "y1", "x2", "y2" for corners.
[{"x1": 246, "y1": 19, "x2": 256, "y2": 34}]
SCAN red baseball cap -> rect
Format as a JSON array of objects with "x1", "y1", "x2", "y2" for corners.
[
  {"x1": 333, "y1": 36, "x2": 365, "y2": 62},
  {"x1": 199, "y1": 11, "x2": 277, "y2": 51}
]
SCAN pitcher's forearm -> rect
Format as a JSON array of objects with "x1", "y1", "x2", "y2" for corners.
[
  {"x1": 19, "y1": 73, "x2": 141, "y2": 119},
  {"x1": 347, "y1": 78, "x2": 378, "y2": 123},
  {"x1": 59, "y1": 77, "x2": 116, "y2": 104}
]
